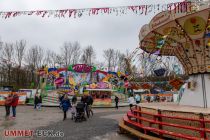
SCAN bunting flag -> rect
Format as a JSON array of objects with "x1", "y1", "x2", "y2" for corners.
[{"x1": 0, "y1": 1, "x2": 193, "y2": 19}]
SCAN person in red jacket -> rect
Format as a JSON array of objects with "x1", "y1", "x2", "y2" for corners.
[
  {"x1": 11, "y1": 92, "x2": 19, "y2": 118},
  {"x1": 4, "y1": 93, "x2": 13, "y2": 117}
]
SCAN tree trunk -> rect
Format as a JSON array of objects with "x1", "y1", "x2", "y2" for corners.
[{"x1": 8, "y1": 66, "x2": 11, "y2": 85}]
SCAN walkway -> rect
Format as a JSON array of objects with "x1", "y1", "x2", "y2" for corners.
[{"x1": 0, "y1": 106, "x2": 137, "y2": 140}]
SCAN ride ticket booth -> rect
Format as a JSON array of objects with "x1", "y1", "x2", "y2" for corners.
[{"x1": 86, "y1": 89, "x2": 117, "y2": 106}]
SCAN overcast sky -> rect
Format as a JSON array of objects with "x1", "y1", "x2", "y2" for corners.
[{"x1": 0, "y1": 0, "x2": 183, "y2": 62}]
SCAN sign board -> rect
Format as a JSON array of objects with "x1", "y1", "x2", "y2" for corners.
[{"x1": 0, "y1": 92, "x2": 27, "y2": 105}]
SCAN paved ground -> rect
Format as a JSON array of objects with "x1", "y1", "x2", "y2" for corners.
[{"x1": 0, "y1": 106, "x2": 137, "y2": 140}]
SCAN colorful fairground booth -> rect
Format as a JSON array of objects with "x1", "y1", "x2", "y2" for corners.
[
  {"x1": 36, "y1": 64, "x2": 129, "y2": 106},
  {"x1": 86, "y1": 82, "x2": 121, "y2": 106}
]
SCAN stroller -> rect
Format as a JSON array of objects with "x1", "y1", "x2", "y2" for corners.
[{"x1": 74, "y1": 102, "x2": 86, "y2": 122}]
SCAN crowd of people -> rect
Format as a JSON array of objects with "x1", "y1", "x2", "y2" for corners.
[
  {"x1": 127, "y1": 94, "x2": 141, "y2": 110},
  {"x1": 58, "y1": 92, "x2": 93, "y2": 121},
  {"x1": 114, "y1": 93, "x2": 141, "y2": 110},
  {"x1": 3, "y1": 90, "x2": 143, "y2": 121}
]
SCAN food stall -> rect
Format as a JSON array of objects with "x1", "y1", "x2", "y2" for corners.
[
  {"x1": 86, "y1": 88, "x2": 117, "y2": 106},
  {"x1": 86, "y1": 82, "x2": 117, "y2": 106}
]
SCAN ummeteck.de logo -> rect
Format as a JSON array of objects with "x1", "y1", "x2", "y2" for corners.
[{"x1": 4, "y1": 130, "x2": 64, "y2": 138}]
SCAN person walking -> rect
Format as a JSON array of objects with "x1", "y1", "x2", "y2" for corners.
[
  {"x1": 4, "y1": 93, "x2": 13, "y2": 118},
  {"x1": 135, "y1": 94, "x2": 141, "y2": 104},
  {"x1": 72, "y1": 95, "x2": 77, "y2": 104},
  {"x1": 61, "y1": 94, "x2": 71, "y2": 121},
  {"x1": 128, "y1": 94, "x2": 135, "y2": 110},
  {"x1": 59, "y1": 94, "x2": 64, "y2": 109},
  {"x1": 86, "y1": 94, "x2": 93, "y2": 117},
  {"x1": 71, "y1": 95, "x2": 77, "y2": 120},
  {"x1": 11, "y1": 92, "x2": 19, "y2": 118},
  {"x1": 81, "y1": 94, "x2": 88, "y2": 117},
  {"x1": 34, "y1": 94, "x2": 39, "y2": 109},
  {"x1": 114, "y1": 96, "x2": 119, "y2": 109},
  {"x1": 37, "y1": 94, "x2": 42, "y2": 110}
]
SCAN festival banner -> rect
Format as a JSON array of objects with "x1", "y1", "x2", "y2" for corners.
[{"x1": 0, "y1": 1, "x2": 193, "y2": 19}]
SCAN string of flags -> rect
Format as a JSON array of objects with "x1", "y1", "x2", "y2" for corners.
[{"x1": 0, "y1": 1, "x2": 193, "y2": 19}]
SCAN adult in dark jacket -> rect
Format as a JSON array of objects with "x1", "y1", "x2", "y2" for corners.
[
  {"x1": 87, "y1": 95, "x2": 93, "y2": 105},
  {"x1": 59, "y1": 94, "x2": 64, "y2": 109},
  {"x1": 34, "y1": 94, "x2": 39, "y2": 109},
  {"x1": 11, "y1": 92, "x2": 19, "y2": 118},
  {"x1": 86, "y1": 95, "x2": 93, "y2": 117},
  {"x1": 81, "y1": 94, "x2": 90, "y2": 118},
  {"x1": 37, "y1": 95, "x2": 42, "y2": 110},
  {"x1": 114, "y1": 96, "x2": 119, "y2": 109},
  {"x1": 61, "y1": 94, "x2": 71, "y2": 120},
  {"x1": 81, "y1": 94, "x2": 87, "y2": 104},
  {"x1": 71, "y1": 95, "x2": 77, "y2": 104}
]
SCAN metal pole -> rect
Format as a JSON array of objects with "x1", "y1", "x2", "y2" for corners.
[{"x1": 201, "y1": 74, "x2": 207, "y2": 108}]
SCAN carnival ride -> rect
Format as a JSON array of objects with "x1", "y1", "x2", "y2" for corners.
[
  {"x1": 119, "y1": 1, "x2": 210, "y2": 139},
  {"x1": 35, "y1": 64, "x2": 129, "y2": 107},
  {"x1": 125, "y1": 41, "x2": 185, "y2": 103}
]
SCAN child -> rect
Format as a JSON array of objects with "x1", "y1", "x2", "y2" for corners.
[{"x1": 71, "y1": 95, "x2": 77, "y2": 120}]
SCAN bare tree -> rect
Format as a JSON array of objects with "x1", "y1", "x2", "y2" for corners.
[
  {"x1": 61, "y1": 42, "x2": 74, "y2": 67},
  {"x1": 0, "y1": 38, "x2": 3, "y2": 55},
  {"x1": 125, "y1": 49, "x2": 130, "y2": 58},
  {"x1": 36, "y1": 46, "x2": 44, "y2": 68},
  {"x1": 44, "y1": 50, "x2": 62, "y2": 67},
  {"x1": 72, "y1": 41, "x2": 81, "y2": 65},
  {"x1": 103, "y1": 48, "x2": 114, "y2": 71},
  {"x1": 15, "y1": 40, "x2": 26, "y2": 86},
  {"x1": 25, "y1": 45, "x2": 44, "y2": 69},
  {"x1": 81, "y1": 45, "x2": 95, "y2": 66},
  {"x1": 60, "y1": 41, "x2": 81, "y2": 66},
  {"x1": 112, "y1": 50, "x2": 120, "y2": 71},
  {"x1": 118, "y1": 53, "x2": 126, "y2": 72},
  {"x1": 44, "y1": 49, "x2": 55, "y2": 67},
  {"x1": 25, "y1": 45, "x2": 44, "y2": 86},
  {"x1": 44, "y1": 49, "x2": 51, "y2": 67},
  {"x1": 0, "y1": 39, "x2": 3, "y2": 65},
  {"x1": 55, "y1": 54, "x2": 64, "y2": 67},
  {"x1": 51, "y1": 51, "x2": 62, "y2": 67},
  {"x1": 2, "y1": 43, "x2": 14, "y2": 85},
  {"x1": 15, "y1": 40, "x2": 26, "y2": 68}
]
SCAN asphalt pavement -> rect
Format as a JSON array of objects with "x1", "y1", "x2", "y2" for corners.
[{"x1": 0, "y1": 106, "x2": 137, "y2": 140}]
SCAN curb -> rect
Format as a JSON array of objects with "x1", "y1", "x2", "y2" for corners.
[{"x1": 26, "y1": 103, "x2": 129, "y2": 108}]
